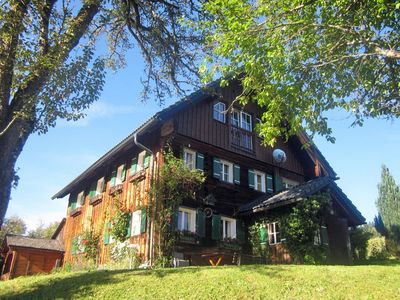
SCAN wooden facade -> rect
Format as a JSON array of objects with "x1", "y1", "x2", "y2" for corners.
[{"x1": 53, "y1": 82, "x2": 364, "y2": 266}]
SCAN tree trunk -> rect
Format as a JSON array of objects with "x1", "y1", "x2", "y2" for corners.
[{"x1": 0, "y1": 120, "x2": 32, "y2": 228}]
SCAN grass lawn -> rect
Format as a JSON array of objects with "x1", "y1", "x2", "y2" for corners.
[{"x1": 0, "y1": 264, "x2": 399, "y2": 299}]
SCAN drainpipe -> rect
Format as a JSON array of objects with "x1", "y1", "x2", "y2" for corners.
[{"x1": 133, "y1": 132, "x2": 154, "y2": 265}]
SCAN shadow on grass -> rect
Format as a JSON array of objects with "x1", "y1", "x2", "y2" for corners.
[
  {"x1": 353, "y1": 259, "x2": 400, "y2": 266},
  {"x1": 1, "y1": 268, "x2": 204, "y2": 300}
]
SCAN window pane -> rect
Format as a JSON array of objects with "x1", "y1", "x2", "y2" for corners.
[
  {"x1": 231, "y1": 111, "x2": 240, "y2": 127},
  {"x1": 178, "y1": 211, "x2": 183, "y2": 231},
  {"x1": 213, "y1": 103, "x2": 225, "y2": 122},
  {"x1": 184, "y1": 212, "x2": 189, "y2": 231}
]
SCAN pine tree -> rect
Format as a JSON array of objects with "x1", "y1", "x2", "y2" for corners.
[{"x1": 376, "y1": 165, "x2": 400, "y2": 242}]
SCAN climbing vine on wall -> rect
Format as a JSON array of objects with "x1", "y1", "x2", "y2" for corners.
[
  {"x1": 151, "y1": 147, "x2": 205, "y2": 265},
  {"x1": 247, "y1": 192, "x2": 332, "y2": 264}
]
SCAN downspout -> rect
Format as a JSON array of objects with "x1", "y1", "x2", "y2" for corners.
[{"x1": 133, "y1": 132, "x2": 155, "y2": 265}]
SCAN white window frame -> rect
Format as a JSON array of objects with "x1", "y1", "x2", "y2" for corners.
[
  {"x1": 183, "y1": 148, "x2": 196, "y2": 170},
  {"x1": 213, "y1": 102, "x2": 226, "y2": 123},
  {"x1": 76, "y1": 191, "x2": 85, "y2": 208},
  {"x1": 241, "y1": 111, "x2": 252, "y2": 132},
  {"x1": 178, "y1": 207, "x2": 196, "y2": 233},
  {"x1": 268, "y1": 222, "x2": 281, "y2": 245},
  {"x1": 282, "y1": 178, "x2": 299, "y2": 189},
  {"x1": 115, "y1": 164, "x2": 125, "y2": 185},
  {"x1": 131, "y1": 210, "x2": 142, "y2": 236},
  {"x1": 95, "y1": 177, "x2": 105, "y2": 195},
  {"x1": 230, "y1": 109, "x2": 253, "y2": 132},
  {"x1": 220, "y1": 159, "x2": 233, "y2": 183},
  {"x1": 231, "y1": 109, "x2": 240, "y2": 127},
  {"x1": 221, "y1": 216, "x2": 236, "y2": 239},
  {"x1": 254, "y1": 170, "x2": 266, "y2": 193}
]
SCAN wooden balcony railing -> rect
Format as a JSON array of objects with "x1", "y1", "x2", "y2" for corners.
[{"x1": 230, "y1": 125, "x2": 253, "y2": 152}]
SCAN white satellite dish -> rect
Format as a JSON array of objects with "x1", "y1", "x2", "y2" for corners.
[{"x1": 273, "y1": 149, "x2": 287, "y2": 164}]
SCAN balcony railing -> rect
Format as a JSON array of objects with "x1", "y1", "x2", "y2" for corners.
[{"x1": 230, "y1": 125, "x2": 253, "y2": 152}]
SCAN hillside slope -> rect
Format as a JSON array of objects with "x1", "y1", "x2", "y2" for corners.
[{"x1": 0, "y1": 264, "x2": 399, "y2": 299}]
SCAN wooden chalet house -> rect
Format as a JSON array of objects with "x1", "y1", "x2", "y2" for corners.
[{"x1": 52, "y1": 81, "x2": 365, "y2": 266}]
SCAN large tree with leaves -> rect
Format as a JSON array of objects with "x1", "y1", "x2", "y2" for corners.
[
  {"x1": 0, "y1": 0, "x2": 203, "y2": 227},
  {"x1": 0, "y1": 215, "x2": 27, "y2": 242},
  {"x1": 199, "y1": 0, "x2": 399, "y2": 145},
  {"x1": 376, "y1": 165, "x2": 400, "y2": 242}
]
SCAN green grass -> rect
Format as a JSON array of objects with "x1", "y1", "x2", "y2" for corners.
[{"x1": 1, "y1": 264, "x2": 399, "y2": 299}]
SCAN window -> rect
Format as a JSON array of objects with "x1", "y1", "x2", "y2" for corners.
[
  {"x1": 95, "y1": 177, "x2": 105, "y2": 195},
  {"x1": 131, "y1": 151, "x2": 152, "y2": 175},
  {"x1": 282, "y1": 178, "x2": 299, "y2": 189},
  {"x1": 131, "y1": 210, "x2": 142, "y2": 236},
  {"x1": 314, "y1": 225, "x2": 329, "y2": 246},
  {"x1": 115, "y1": 164, "x2": 125, "y2": 185},
  {"x1": 76, "y1": 191, "x2": 85, "y2": 208},
  {"x1": 241, "y1": 111, "x2": 252, "y2": 131},
  {"x1": 254, "y1": 170, "x2": 266, "y2": 192},
  {"x1": 220, "y1": 217, "x2": 236, "y2": 239},
  {"x1": 231, "y1": 109, "x2": 252, "y2": 132},
  {"x1": 268, "y1": 222, "x2": 281, "y2": 245},
  {"x1": 178, "y1": 207, "x2": 196, "y2": 232},
  {"x1": 220, "y1": 159, "x2": 233, "y2": 183},
  {"x1": 231, "y1": 110, "x2": 240, "y2": 127},
  {"x1": 183, "y1": 148, "x2": 196, "y2": 170},
  {"x1": 213, "y1": 102, "x2": 226, "y2": 123},
  {"x1": 249, "y1": 169, "x2": 269, "y2": 192}
]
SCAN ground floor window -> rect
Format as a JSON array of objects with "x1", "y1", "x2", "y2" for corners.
[
  {"x1": 268, "y1": 222, "x2": 281, "y2": 245},
  {"x1": 178, "y1": 207, "x2": 196, "y2": 233},
  {"x1": 220, "y1": 217, "x2": 236, "y2": 239}
]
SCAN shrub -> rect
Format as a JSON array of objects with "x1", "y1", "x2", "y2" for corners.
[
  {"x1": 367, "y1": 236, "x2": 388, "y2": 260},
  {"x1": 350, "y1": 224, "x2": 378, "y2": 261},
  {"x1": 110, "y1": 240, "x2": 141, "y2": 269}
]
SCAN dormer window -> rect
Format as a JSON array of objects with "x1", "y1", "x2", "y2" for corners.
[{"x1": 213, "y1": 102, "x2": 226, "y2": 123}]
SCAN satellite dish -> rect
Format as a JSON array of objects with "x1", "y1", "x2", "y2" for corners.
[{"x1": 273, "y1": 149, "x2": 287, "y2": 164}]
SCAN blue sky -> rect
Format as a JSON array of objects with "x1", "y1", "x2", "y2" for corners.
[{"x1": 6, "y1": 50, "x2": 400, "y2": 230}]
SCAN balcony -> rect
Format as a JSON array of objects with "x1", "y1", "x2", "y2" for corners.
[{"x1": 230, "y1": 125, "x2": 253, "y2": 152}]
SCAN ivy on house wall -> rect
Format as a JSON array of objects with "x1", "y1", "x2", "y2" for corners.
[
  {"x1": 247, "y1": 192, "x2": 332, "y2": 264},
  {"x1": 150, "y1": 147, "x2": 205, "y2": 266}
]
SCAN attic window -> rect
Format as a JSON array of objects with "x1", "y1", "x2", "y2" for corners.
[{"x1": 213, "y1": 102, "x2": 226, "y2": 123}]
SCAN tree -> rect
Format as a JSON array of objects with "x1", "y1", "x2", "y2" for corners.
[
  {"x1": 0, "y1": 215, "x2": 27, "y2": 242},
  {"x1": 376, "y1": 165, "x2": 400, "y2": 242},
  {"x1": 0, "y1": 0, "x2": 203, "y2": 227},
  {"x1": 28, "y1": 220, "x2": 60, "y2": 239},
  {"x1": 199, "y1": 0, "x2": 399, "y2": 146}
]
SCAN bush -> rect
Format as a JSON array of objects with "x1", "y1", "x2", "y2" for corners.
[
  {"x1": 350, "y1": 224, "x2": 378, "y2": 261},
  {"x1": 367, "y1": 236, "x2": 388, "y2": 260},
  {"x1": 109, "y1": 240, "x2": 141, "y2": 269}
]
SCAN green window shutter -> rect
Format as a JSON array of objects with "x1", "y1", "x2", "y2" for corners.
[
  {"x1": 236, "y1": 219, "x2": 245, "y2": 243},
  {"x1": 259, "y1": 226, "x2": 267, "y2": 245},
  {"x1": 274, "y1": 176, "x2": 283, "y2": 192},
  {"x1": 71, "y1": 238, "x2": 77, "y2": 255},
  {"x1": 213, "y1": 157, "x2": 221, "y2": 179},
  {"x1": 196, "y1": 210, "x2": 206, "y2": 238},
  {"x1": 233, "y1": 164, "x2": 241, "y2": 184},
  {"x1": 103, "y1": 221, "x2": 110, "y2": 245},
  {"x1": 110, "y1": 171, "x2": 117, "y2": 187},
  {"x1": 248, "y1": 169, "x2": 255, "y2": 189},
  {"x1": 266, "y1": 174, "x2": 274, "y2": 193},
  {"x1": 321, "y1": 226, "x2": 329, "y2": 245},
  {"x1": 69, "y1": 194, "x2": 77, "y2": 210},
  {"x1": 140, "y1": 207, "x2": 147, "y2": 234},
  {"x1": 131, "y1": 157, "x2": 138, "y2": 175},
  {"x1": 196, "y1": 153, "x2": 205, "y2": 171},
  {"x1": 89, "y1": 182, "x2": 96, "y2": 198},
  {"x1": 121, "y1": 165, "x2": 126, "y2": 182},
  {"x1": 172, "y1": 209, "x2": 179, "y2": 230},
  {"x1": 211, "y1": 214, "x2": 221, "y2": 240},
  {"x1": 143, "y1": 152, "x2": 151, "y2": 169},
  {"x1": 126, "y1": 212, "x2": 132, "y2": 238}
]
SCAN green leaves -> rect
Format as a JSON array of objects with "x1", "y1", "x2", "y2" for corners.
[{"x1": 199, "y1": 0, "x2": 400, "y2": 145}]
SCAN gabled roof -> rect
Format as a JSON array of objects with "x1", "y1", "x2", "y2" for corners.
[
  {"x1": 52, "y1": 79, "x2": 335, "y2": 199},
  {"x1": 4, "y1": 234, "x2": 64, "y2": 252},
  {"x1": 237, "y1": 177, "x2": 365, "y2": 226}
]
